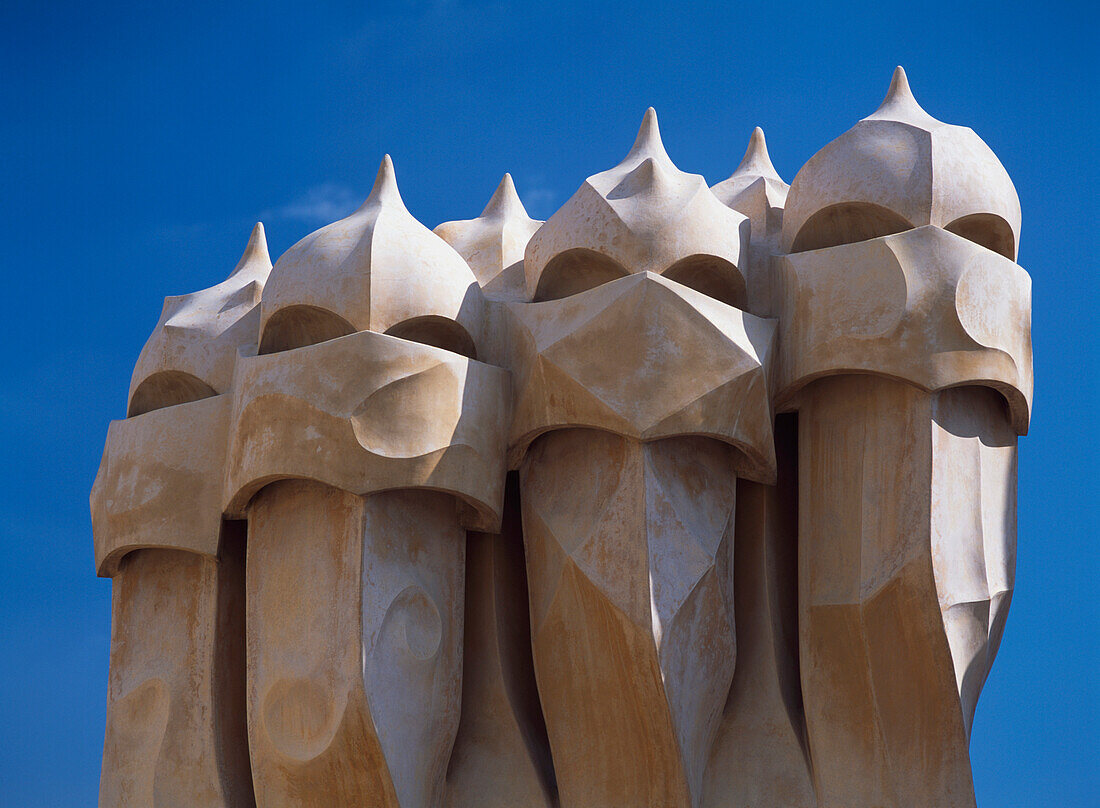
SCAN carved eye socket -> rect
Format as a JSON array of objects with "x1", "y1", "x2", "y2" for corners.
[
  {"x1": 790, "y1": 202, "x2": 912, "y2": 253},
  {"x1": 944, "y1": 213, "x2": 1015, "y2": 260},
  {"x1": 662, "y1": 255, "x2": 746, "y2": 309},
  {"x1": 258, "y1": 305, "x2": 355, "y2": 355},
  {"x1": 534, "y1": 248, "x2": 748, "y2": 310},
  {"x1": 258, "y1": 306, "x2": 478, "y2": 360},
  {"x1": 128, "y1": 370, "x2": 216, "y2": 417},
  {"x1": 384, "y1": 316, "x2": 477, "y2": 360},
  {"x1": 533, "y1": 249, "x2": 629, "y2": 302}
]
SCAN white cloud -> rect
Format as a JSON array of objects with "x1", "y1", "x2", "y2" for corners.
[
  {"x1": 519, "y1": 186, "x2": 559, "y2": 220},
  {"x1": 340, "y1": 1, "x2": 510, "y2": 67},
  {"x1": 265, "y1": 182, "x2": 360, "y2": 225}
]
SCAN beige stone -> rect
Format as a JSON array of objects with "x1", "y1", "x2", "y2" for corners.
[
  {"x1": 93, "y1": 226, "x2": 264, "y2": 808},
  {"x1": 435, "y1": 173, "x2": 543, "y2": 300},
  {"x1": 259, "y1": 156, "x2": 483, "y2": 358},
  {"x1": 91, "y1": 394, "x2": 230, "y2": 576},
  {"x1": 773, "y1": 68, "x2": 1028, "y2": 808},
  {"x1": 521, "y1": 431, "x2": 739, "y2": 806},
  {"x1": 444, "y1": 477, "x2": 557, "y2": 808},
  {"x1": 703, "y1": 420, "x2": 815, "y2": 808},
  {"x1": 91, "y1": 67, "x2": 1032, "y2": 808},
  {"x1": 524, "y1": 109, "x2": 750, "y2": 308},
  {"x1": 711, "y1": 127, "x2": 789, "y2": 242},
  {"x1": 221, "y1": 328, "x2": 509, "y2": 531},
  {"x1": 775, "y1": 224, "x2": 1032, "y2": 433},
  {"x1": 500, "y1": 111, "x2": 782, "y2": 807},
  {"x1": 796, "y1": 376, "x2": 1015, "y2": 807},
  {"x1": 712, "y1": 127, "x2": 790, "y2": 319},
  {"x1": 127, "y1": 224, "x2": 271, "y2": 417},
  {"x1": 99, "y1": 528, "x2": 251, "y2": 808},
  {"x1": 503, "y1": 271, "x2": 777, "y2": 477},
  {"x1": 781, "y1": 67, "x2": 1021, "y2": 261},
  {"x1": 232, "y1": 160, "x2": 508, "y2": 806},
  {"x1": 246, "y1": 481, "x2": 464, "y2": 808}
]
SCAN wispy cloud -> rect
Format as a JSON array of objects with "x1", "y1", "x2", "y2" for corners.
[
  {"x1": 264, "y1": 182, "x2": 360, "y2": 225},
  {"x1": 149, "y1": 220, "x2": 215, "y2": 243},
  {"x1": 518, "y1": 183, "x2": 559, "y2": 220},
  {"x1": 340, "y1": 1, "x2": 510, "y2": 67}
]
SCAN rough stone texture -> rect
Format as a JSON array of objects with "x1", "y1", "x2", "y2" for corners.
[{"x1": 91, "y1": 67, "x2": 1030, "y2": 807}]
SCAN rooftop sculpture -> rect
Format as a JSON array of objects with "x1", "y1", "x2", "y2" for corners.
[{"x1": 91, "y1": 67, "x2": 1031, "y2": 808}]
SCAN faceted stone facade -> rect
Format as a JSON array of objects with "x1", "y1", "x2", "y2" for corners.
[{"x1": 91, "y1": 68, "x2": 1030, "y2": 807}]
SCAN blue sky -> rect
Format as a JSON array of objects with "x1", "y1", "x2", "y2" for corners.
[{"x1": 1, "y1": 1, "x2": 1096, "y2": 805}]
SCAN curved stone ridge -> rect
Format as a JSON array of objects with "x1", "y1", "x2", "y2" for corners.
[
  {"x1": 435, "y1": 173, "x2": 543, "y2": 295},
  {"x1": 524, "y1": 108, "x2": 750, "y2": 307},
  {"x1": 782, "y1": 66, "x2": 1021, "y2": 260},
  {"x1": 128, "y1": 223, "x2": 271, "y2": 416},
  {"x1": 777, "y1": 225, "x2": 1033, "y2": 432},
  {"x1": 711, "y1": 126, "x2": 790, "y2": 239},
  {"x1": 259, "y1": 155, "x2": 483, "y2": 356},
  {"x1": 90, "y1": 68, "x2": 1032, "y2": 808}
]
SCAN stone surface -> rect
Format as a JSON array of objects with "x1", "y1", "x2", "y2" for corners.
[
  {"x1": 435, "y1": 173, "x2": 543, "y2": 298},
  {"x1": 99, "y1": 526, "x2": 251, "y2": 808},
  {"x1": 796, "y1": 376, "x2": 1015, "y2": 807},
  {"x1": 127, "y1": 224, "x2": 271, "y2": 417},
  {"x1": 92, "y1": 67, "x2": 1031, "y2": 807},
  {"x1": 703, "y1": 418, "x2": 815, "y2": 808},
  {"x1": 780, "y1": 67, "x2": 1021, "y2": 261},
  {"x1": 444, "y1": 475, "x2": 557, "y2": 808},
  {"x1": 246, "y1": 482, "x2": 464, "y2": 808},
  {"x1": 525, "y1": 109, "x2": 750, "y2": 307},
  {"x1": 521, "y1": 431, "x2": 739, "y2": 807}
]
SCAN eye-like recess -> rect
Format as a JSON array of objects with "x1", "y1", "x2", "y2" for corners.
[
  {"x1": 384, "y1": 315, "x2": 477, "y2": 360},
  {"x1": 128, "y1": 370, "x2": 217, "y2": 417},
  {"x1": 945, "y1": 213, "x2": 1015, "y2": 260},
  {"x1": 533, "y1": 248, "x2": 629, "y2": 302},
  {"x1": 259, "y1": 305, "x2": 355, "y2": 355},
  {"x1": 790, "y1": 202, "x2": 912, "y2": 253},
  {"x1": 662, "y1": 255, "x2": 746, "y2": 309}
]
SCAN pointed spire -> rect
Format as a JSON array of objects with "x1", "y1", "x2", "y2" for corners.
[
  {"x1": 730, "y1": 127, "x2": 783, "y2": 182},
  {"x1": 710, "y1": 126, "x2": 788, "y2": 209},
  {"x1": 481, "y1": 173, "x2": 529, "y2": 219},
  {"x1": 865, "y1": 66, "x2": 939, "y2": 127},
  {"x1": 888, "y1": 65, "x2": 911, "y2": 94},
  {"x1": 623, "y1": 107, "x2": 670, "y2": 164},
  {"x1": 362, "y1": 154, "x2": 405, "y2": 209},
  {"x1": 229, "y1": 221, "x2": 271, "y2": 278},
  {"x1": 882, "y1": 66, "x2": 918, "y2": 111}
]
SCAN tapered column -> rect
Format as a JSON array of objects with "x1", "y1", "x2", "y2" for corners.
[
  {"x1": 520, "y1": 429, "x2": 738, "y2": 808},
  {"x1": 931, "y1": 386, "x2": 1017, "y2": 737},
  {"x1": 100, "y1": 525, "x2": 252, "y2": 808},
  {"x1": 445, "y1": 477, "x2": 557, "y2": 808},
  {"x1": 798, "y1": 375, "x2": 1016, "y2": 807},
  {"x1": 245, "y1": 480, "x2": 464, "y2": 808},
  {"x1": 704, "y1": 416, "x2": 814, "y2": 808},
  {"x1": 221, "y1": 328, "x2": 507, "y2": 807},
  {"x1": 93, "y1": 395, "x2": 252, "y2": 808}
]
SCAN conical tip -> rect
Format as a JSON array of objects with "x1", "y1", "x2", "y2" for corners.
[
  {"x1": 866, "y1": 65, "x2": 937, "y2": 126},
  {"x1": 247, "y1": 221, "x2": 266, "y2": 250},
  {"x1": 732, "y1": 126, "x2": 782, "y2": 181},
  {"x1": 482, "y1": 172, "x2": 528, "y2": 218},
  {"x1": 231, "y1": 221, "x2": 271, "y2": 276},
  {"x1": 886, "y1": 66, "x2": 913, "y2": 103},
  {"x1": 626, "y1": 107, "x2": 667, "y2": 161},
  {"x1": 366, "y1": 154, "x2": 403, "y2": 207},
  {"x1": 610, "y1": 156, "x2": 664, "y2": 198}
]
